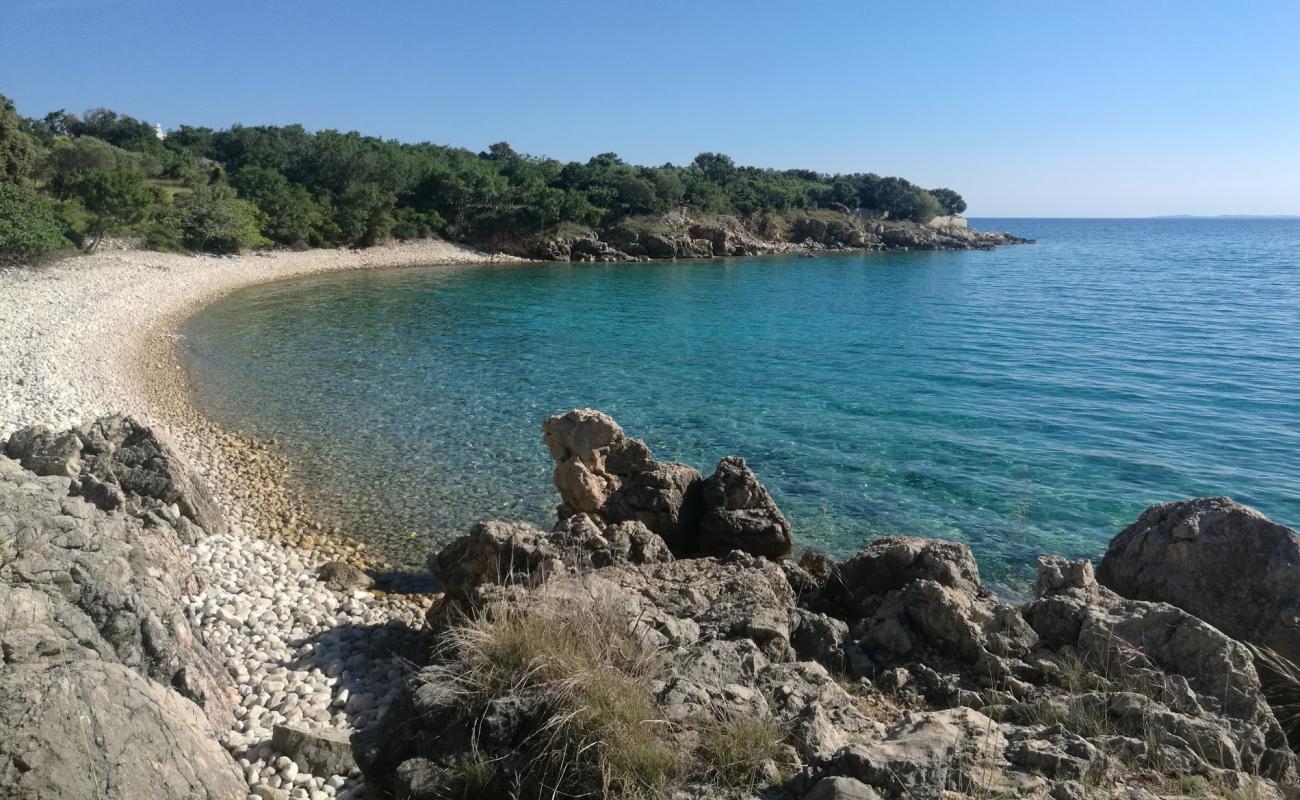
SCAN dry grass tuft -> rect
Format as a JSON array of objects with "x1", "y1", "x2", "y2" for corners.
[
  {"x1": 695, "y1": 716, "x2": 787, "y2": 791},
  {"x1": 1248, "y1": 643, "x2": 1300, "y2": 748},
  {"x1": 419, "y1": 598, "x2": 679, "y2": 798}
]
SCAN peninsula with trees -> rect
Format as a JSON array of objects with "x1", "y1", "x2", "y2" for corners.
[{"x1": 0, "y1": 96, "x2": 1025, "y2": 264}]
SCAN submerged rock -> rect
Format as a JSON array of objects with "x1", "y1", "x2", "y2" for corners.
[{"x1": 317, "y1": 559, "x2": 374, "y2": 592}]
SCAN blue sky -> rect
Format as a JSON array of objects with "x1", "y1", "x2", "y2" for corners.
[{"x1": 4, "y1": 0, "x2": 1299, "y2": 217}]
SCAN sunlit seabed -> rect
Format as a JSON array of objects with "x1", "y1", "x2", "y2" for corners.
[{"x1": 182, "y1": 218, "x2": 1300, "y2": 593}]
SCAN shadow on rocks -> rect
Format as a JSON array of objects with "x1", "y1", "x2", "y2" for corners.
[{"x1": 283, "y1": 621, "x2": 431, "y2": 731}]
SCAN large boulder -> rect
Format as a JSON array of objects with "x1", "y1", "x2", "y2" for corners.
[
  {"x1": 0, "y1": 450, "x2": 236, "y2": 728},
  {"x1": 7, "y1": 415, "x2": 226, "y2": 537},
  {"x1": 4, "y1": 425, "x2": 82, "y2": 477},
  {"x1": 1096, "y1": 497, "x2": 1300, "y2": 664},
  {"x1": 429, "y1": 516, "x2": 672, "y2": 607},
  {"x1": 697, "y1": 456, "x2": 793, "y2": 558},
  {"x1": 542, "y1": 409, "x2": 707, "y2": 552},
  {"x1": 821, "y1": 707, "x2": 1013, "y2": 800},
  {"x1": 601, "y1": 460, "x2": 704, "y2": 550},
  {"x1": 0, "y1": 661, "x2": 246, "y2": 800},
  {"x1": 0, "y1": 424, "x2": 244, "y2": 800},
  {"x1": 821, "y1": 536, "x2": 1036, "y2": 672}
]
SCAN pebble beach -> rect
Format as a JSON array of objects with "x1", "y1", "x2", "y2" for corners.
[{"x1": 0, "y1": 241, "x2": 519, "y2": 800}]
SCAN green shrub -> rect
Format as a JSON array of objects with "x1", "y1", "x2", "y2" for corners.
[
  {"x1": 175, "y1": 183, "x2": 267, "y2": 253},
  {"x1": 391, "y1": 207, "x2": 446, "y2": 240},
  {"x1": 0, "y1": 180, "x2": 72, "y2": 263},
  {"x1": 0, "y1": 96, "x2": 37, "y2": 182},
  {"x1": 231, "y1": 166, "x2": 324, "y2": 246},
  {"x1": 62, "y1": 166, "x2": 159, "y2": 249},
  {"x1": 142, "y1": 202, "x2": 186, "y2": 252}
]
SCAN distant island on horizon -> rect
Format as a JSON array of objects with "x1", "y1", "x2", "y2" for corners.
[{"x1": 1150, "y1": 214, "x2": 1300, "y2": 220}]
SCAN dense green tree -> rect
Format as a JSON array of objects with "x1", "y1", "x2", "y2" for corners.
[
  {"x1": 7, "y1": 94, "x2": 977, "y2": 255},
  {"x1": 929, "y1": 187, "x2": 967, "y2": 215},
  {"x1": 175, "y1": 183, "x2": 267, "y2": 253},
  {"x1": 330, "y1": 181, "x2": 396, "y2": 246},
  {"x1": 692, "y1": 152, "x2": 735, "y2": 184},
  {"x1": 232, "y1": 166, "x2": 324, "y2": 246},
  {"x1": 63, "y1": 167, "x2": 159, "y2": 249},
  {"x1": 44, "y1": 136, "x2": 141, "y2": 196},
  {"x1": 0, "y1": 181, "x2": 71, "y2": 262},
  {"x1": 68, "y1": 108, "x2": 164, "y2": 155},
  {"x1": 0, "y1": 95, "x2": 38, "y2": 182}
]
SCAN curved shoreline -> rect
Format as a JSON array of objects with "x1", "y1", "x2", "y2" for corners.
[{"x1": 0, "y1": 240, "x2": 520, "y2": 800}]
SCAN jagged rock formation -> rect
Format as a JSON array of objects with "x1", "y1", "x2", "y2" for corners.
[
  {"x1": 542, "y1": 408, "x2": 792, "y2": 559},
  {"x1": 360, "y1": 410, "x2": 1300, "y2": 800},
  {"x1": 1097, "y1": 497, "x2": 1300, "y2": 665},
  {"x1": 0, "y1": 417, "x2": 244, "y2": 800},
  {"x1": 520, "y1": 213, "x2": 1030, "y2": 262}
]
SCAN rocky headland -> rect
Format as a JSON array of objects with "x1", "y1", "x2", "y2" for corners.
[
  {"x1": 5, "y1": 404, "x2": 1300, "y2": 800},
  {"x1": 513, "y1": 211, "x2": 1030, "y2": 262}
]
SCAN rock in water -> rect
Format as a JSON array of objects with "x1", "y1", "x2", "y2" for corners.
[
  {"x1": 541, "y1": 409, "x2": 792, "y2": 558},
  {"x1": 542, "y1": 408, "x2": 704, "y2": 550},
  {"x1": 697, "y1": 455, "x2": 793, "y2": 558},
  {"x1": 1097, "y1": 496, "x2": 1300, "y2": 664}
]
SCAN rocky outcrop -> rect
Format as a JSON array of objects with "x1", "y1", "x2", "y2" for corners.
[
  {"x1": 697, "y1": 456, "x2": 794, "y2": 558},
  {"x1": 791, "y1": 216, "x2": 880, "y2": 250},
  {"x1": 1020, "y1": 556, "x2": 1295, "y2": 780},
  {"x1": 7, "y1": 414, "x2": 226, "y2": 536},
  {"x1": 1096, "y1": 497, "x2": 1300, "y2": 665},
  {"x1": 1, "y1": 420, "x2": 244, "y2": 799},
  {"x1": 429, "y1": 515, "x2": 671, "y2": 608},
  {"x1": 818, "y1": 535, "x2": 1037, "y2": 672},
  {"x1": 0, "y1": 661, "x2": 247, "y2": 800},
  {"x1": 365, "y1": 411, "x2": 1300, "y2": 800},
  {"x1": 517, "y1": 212, "x2": 1028, "y2": 263},
  {"x1": 544, "y1": 408, "x2": 800, "y2": 558}
]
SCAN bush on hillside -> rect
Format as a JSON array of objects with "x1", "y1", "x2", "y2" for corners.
[
  {"x1": 0, "y1": 96, "x2": 37, "y2": 182},
  {"x1": 231, "y1": 166, "x2": 325, "y2": 246},
  {"x1": 0, "y1": 181, "x2": 73, "y2": 263},
  {"x1": 62, "y1": 166, "x2": 160, "y2": 249},
  {"x1": 174, "y1": 183, "x2": 267, "y2": 253}
]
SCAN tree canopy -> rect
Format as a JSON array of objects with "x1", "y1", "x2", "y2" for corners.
[{"x1": 0, "y1": 94, "x2": 970, "y2": 260}]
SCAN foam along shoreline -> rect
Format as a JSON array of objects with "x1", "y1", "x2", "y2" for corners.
[{"x1": 0, "y1": 240, "x2": 519, "y2": 800}]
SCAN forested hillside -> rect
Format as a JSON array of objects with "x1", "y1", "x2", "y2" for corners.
[{"x1": 0, "y1": 95, "x2": 967, "y2": 261}]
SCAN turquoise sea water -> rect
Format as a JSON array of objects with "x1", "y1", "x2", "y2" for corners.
[{"x1": 182, "y1": 219, "x2": 1300, "y2": 592}]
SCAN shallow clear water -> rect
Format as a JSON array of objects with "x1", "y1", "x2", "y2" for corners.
[{"x1": 183, "y1": 219, "x2": 1300, "y2": 592}]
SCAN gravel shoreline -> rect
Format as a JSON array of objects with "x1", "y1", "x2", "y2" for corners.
[{"x1": 0, "y1": 241, "x2": 521, "y2": 800}]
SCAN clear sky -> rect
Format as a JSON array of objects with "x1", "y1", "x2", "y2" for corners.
[{"x1": 4, "y1": 0, "x2": 1299, "y2": 217}]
